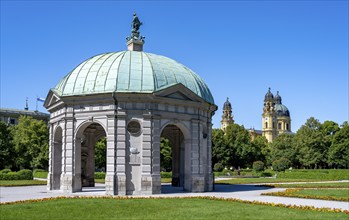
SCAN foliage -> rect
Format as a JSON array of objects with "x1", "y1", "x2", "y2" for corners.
[
  {"x1": 328, "y1": 122, "x2": 349, "y2": 168},
  {"x1": 160, "y1": 137, "x2": 172, "y2": 172},
  {"x1": 253, "y1": 161, "x2": 265, "y2": 172},
  {"x1": 272, "y1": 158, "x2": 291, "y2": 172},
  {"x1": 213, "y1": 163, "x2": 224, "y2": 172},
  {"x1": 160, "y1": 172, "x2": 172, "y2": 178},
  {"x1": 0, "y1": 121, "x2": 15, "y2": 170},
  {"x1": 259, "y1": 171, "x2": 273, "y2": 177},
  {"x1": 95, "y1": 137, "x2": 106, "y2": 171},
  {"x1": 95, "y1": 172, "x2": 106, "y2": 179},
  {"x1": 11, "y1": 116, "x2": 49, "y2": 170},
  {"x1": 250, "y1": 136, "x2": 269, "y2": 165},
  {"x1": 269, "y1": 133, "x2": 298, "y2": 167},
  {"x1": 276, "y1": 169, "x2": 349, "y2": 180},
  {"x1": 0, "y1": 180, "x2": 47, "y2": 187},
  {"x1": 0, "y1": 169, "x2": 33, "y2": 180},
  {"x1": 1, "y1": 197, "x2": 348, "y2": 219},
  {"x1": 212, "y1": 129, "x2": 227, "y2": 166},
  {"x1": 0, "y1": 169, "x2": 12, "y2": 174}
]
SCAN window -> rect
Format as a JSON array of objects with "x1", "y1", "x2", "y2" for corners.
[
  {"x1": 10, "y1": 118, "x2": 15, "y2": 124},
  {"x1": 265, "y1": 122, "x2": 268, "y2": 128},
  {"x1": 286, "y1": 123, "x2": 289, "y2": 130},
  {"x1": 278, "y1": 123, "x2": 282, "y2": 130},
  {"x1": 127, "y1": 120, "x2": 141, "y2": 135}
]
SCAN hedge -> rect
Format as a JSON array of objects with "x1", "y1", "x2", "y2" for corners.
[
  {"x1": 0, "y1": 169, "x2": 33, "y2": 180},
  {"x1": 161, "y1": 172, "x2": 172, "y2": 178},
  {"x1": 95, "y1": 172, "x2": 106, "y2": 179}
]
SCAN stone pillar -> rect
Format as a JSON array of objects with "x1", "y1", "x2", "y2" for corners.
[
  {"x1": 106, "y1": 114, "x2": 117, "y2": 195},
  {"x1": 190, "y1": 119, "x2": 205, "y2": 192},
  {"x1": 47, "y1": 123, "x2": 54, "y2": 190},
  {"x1": 61, "y1": 113, "x2": 79, "y2": 192},
  {"x1": 115, "y1": 111, "x2": 127, "y2": 195},
  {"x1": 206, "y1": 121, "x2": 214, "y2": 191},
  {"x1": 151, "y1": 118, "x2": 161, "y2": 194},
  {"x1": 141, "y1": 113, "x2": 153, "y2": 194}
]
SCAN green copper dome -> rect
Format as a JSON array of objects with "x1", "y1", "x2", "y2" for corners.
[{"x1": 53, "y1": 51, "x2": 214, "y2": 104}]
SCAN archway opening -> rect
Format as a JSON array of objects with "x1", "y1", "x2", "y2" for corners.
[
  {"x1": 80, "y1": 123, "x2": 106, "y2": 188},
  {"x1": 160, "y1": 124, "x2": 185, "y2": 188},
  {"x1": 52, "y1": 126, "x2": 62, "y2": 190}
]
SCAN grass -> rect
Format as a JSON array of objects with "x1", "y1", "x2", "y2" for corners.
[
  {"x1": 0, "y1": 180, "x2": 47, "y2": 187},
  {"x1": 33, "y1": 171, "x2": 48, "y2": 179},
  {"x1": 265, "y1": 182, "x2": 349, "y2": 188},
  {"x1": 263, "y1": 189, "x2": 349, "y2": 202},
  {"x1": 1, "y1": 197, "x2": 348, "y2": 220},
  {"x1": 215, "y1": 178, "x2": 318, "y2": 184}
]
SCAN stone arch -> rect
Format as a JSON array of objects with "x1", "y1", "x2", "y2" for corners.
[
  {"x1": 160, "y1": 121, "x2": 191, "y2": 191},
  {"x1": 52, "y1": 125, "x2": 63, "y2": 190},
  {"x1": 74, "y1": 120, "x2": 107, "y2": 190}
]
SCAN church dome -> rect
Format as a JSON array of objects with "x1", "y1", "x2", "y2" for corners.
[
  {"x1": 264, "y1": 87, "x2": 274, "y2": 102},
  {"x1": 53, "y1": 51, "x2": 214, "y2": 104},
  {"x1": 275, "y1": 104, "x2": 290, "y2": 117}
]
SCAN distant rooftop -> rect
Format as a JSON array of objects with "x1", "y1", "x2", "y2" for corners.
[{"x1": 0, "y1": 108, "x2": 49, "y2": 117}]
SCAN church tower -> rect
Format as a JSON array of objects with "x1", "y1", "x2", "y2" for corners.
[
  {"x1": 221, "y1": 97, "x2": 234, "y2": 132},
  {"x1": 262, "y1": 88, "x2": 277, "y2": 142},
  {"x1": 274, "y1": 91, "x2": 291, "y2": 134}
]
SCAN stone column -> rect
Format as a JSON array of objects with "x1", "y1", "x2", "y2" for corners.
[
  {"x1": 115, "y1": 111, "x2": 127, "y2": 195},
  {"x1": 206, "y1": 121, "x2": 213, "y2": 191},
  {"x1": 106, "y1": 114, "x2": 117, "y2": 195},
  {"x1": 190, "y1": 119, "x2": 205, "y2": 192},
  {"x1": 141, "y1": 113, "x2": 153, "y2": 194},
  {"x1": 61, "y1": 112, "x2": 79, "y2": 192},
  {"x1": 151, "y1": 117, "x2": 161, "y2": 194},
  {"x1": 47, "y1": 123, "x2": 54, "y2": 190}
]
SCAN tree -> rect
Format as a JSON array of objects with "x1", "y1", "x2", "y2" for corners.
[
  {"x1": 269, "y1": 133, "x2": 298, "y2": 167},
  {"x1": 11, "y1": 116, "x2": 49, "y2": 170},
  {"x1": 95, "y1": 137, "x2": 106, "y2": 171},
  {"x1": 0, "y1": 121, "x2": 15, "y2": 170},
  {"x1": 212, "y1": 129, "x2": 228, "y2": 166},
  {"x1": 251, "y1": 136, "x2": 269, "y2": 165},
  {"x1": 328, "y1": 122, "x2": 349, "y2": 168},
  {"x1": 225, "y1": 124, "x2": 252, "y2": 168},
  {"x1": 272, "y1": 157, "x2": 291, "y2": 172},
  {"x1": 253, "y1": 161, "x2": 264, "y2": 172},
  {"x1": 294, "y1": 117, "x2": 326, "y2": 168},
  {"x1": 160, "y1": 137, "x2": 172, "y2": 172}
]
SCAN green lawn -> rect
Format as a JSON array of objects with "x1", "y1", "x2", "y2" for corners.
[
  {"x1": 95, "y1": 178, "x2": 172, "y2": 184},
  {"x1": 263, "y1": 188, "x2": 349, "y2": 202},
  {"x1": 215, "y1": 178, "x2": 318, "y2": 184},
  {"x1": 266, "y1": 182, "x2": 349, "y2": 188},
  {"x1": 1, "y1": 197, "x2": 347, "y2": 220},
  {"x1": 0, "y1": 180, "x2": 47, "y2": 187}
]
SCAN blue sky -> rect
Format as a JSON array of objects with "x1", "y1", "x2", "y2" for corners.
[{"x1": 1, "y1": 1, "x2": 348, "y2": 131}]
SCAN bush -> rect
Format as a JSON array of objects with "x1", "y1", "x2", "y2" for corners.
[
  {"x1": 161, "y1": 172, "x2": 172, "y2": 178},
  {"x1": 0, "y1": 169, "x2": 33, "y2": 180},
  {"x1": 260, "y1": 171, "x2": 273, "y2": 177},
  {"x1": 34, "y1": 171, "x2": 48, "y2": 179},
  {"x1": 0, "y1": 169, "x2": 12, "y2": 174},
  {"x1": 95, "y1": 172, "x2": 106, "y2": 179},
  {"x1": 213, "y1": 163, "x2": 224, "y2": 172},
  {"x1": 272, "y1": 158, "x2": 291, "y2": 172},
  {"x1": 253, "y1": 161, "x2": 265, "y2": 172}
]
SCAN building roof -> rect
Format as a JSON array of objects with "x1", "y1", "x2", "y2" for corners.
[
  {"x1": 0, "y1": 108, "x2": 49, "y2": 118},
  {"x1": 275, "y1": 103, "x2": 290, "y2": 117},
  {"x1": 53, "y1": 51, "x2": 214, "y2": 104}
]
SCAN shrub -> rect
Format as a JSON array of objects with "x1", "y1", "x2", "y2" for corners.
[
  {"x1": 260, "y1": 171, "x2": 273, "y2": 177},
  {"x1": 272, "y1": 158, "x2": 291, "y2": 172},
  {"x1": 253, "y1": 161, "x2": 265, "y2": 172},
  {"x1": 95, "y1": 172, "x2": 106, "y2": 179},
  {"x1": 0, "y1": 169, "x2": 33, "y2": 180},
  {"x1": 18, "y1": 169, "x2": 33, "y2": 180},
  {"x1": 0, "y1": 169, "x2": 12, "y2": 174},
  {"x1": 213, "y1": 163, "x2": 224, "y2": 172},
  {"x1": 161, "y1": 172, "x2": 172, "y2": 178}
]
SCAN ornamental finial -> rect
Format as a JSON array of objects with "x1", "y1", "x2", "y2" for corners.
[{"x1": 126, "y1": 13, "x2": 145, "y2": 51}]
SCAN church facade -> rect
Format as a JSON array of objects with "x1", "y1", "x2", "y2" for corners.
[{"x1": 220, "y1": 88, "x2": 291, "y2": 142}]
